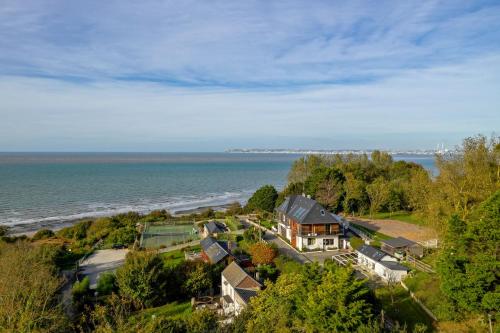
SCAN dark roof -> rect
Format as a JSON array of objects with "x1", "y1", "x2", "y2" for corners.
[
  {"x1": 381, "y1": 261, "x2": 409, "y2": 271},
  {"x1": 201, "y1": 236, "x2": 229, "y2": 264},
  {"x1": 358, "y1": 245, "x2": 409, "y2": 271},
  {"x1": 381, "y1": 237, "x2": 416, "y2": 248},
  {"x1": 235, "y1": 288, "x2": 259, "y2": 304},
  {"x1": 276, "y1": 195, "x2": 340, "y2": 225},
  {"x1": 205, "y1": 221, "x2": 227, "y2": 234},
  {"x1": 357, "y1": 244, "x2": 389, "y2": 261},
  {"x1": 200, "y1": 236, "x2": 217, "y2": 251}
]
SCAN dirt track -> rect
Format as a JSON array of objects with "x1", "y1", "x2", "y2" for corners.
[{"x1": 347, "y1": 217, "x2": 438, "y2": 242}]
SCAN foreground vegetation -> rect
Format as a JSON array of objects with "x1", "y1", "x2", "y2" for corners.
[{"x1": 0, "y1": 134, "x2": 498, "y2": 332}]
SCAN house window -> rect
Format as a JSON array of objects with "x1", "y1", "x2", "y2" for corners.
[
  {"x1": 307, "y1": 238, "x2": 315, "y2": 246},
  {"x1": 325, "y1": 224, "x2": 331, "y2": 234},
  {"x1": 324, "y1": 238, "x2": 334, "y2": 246}
]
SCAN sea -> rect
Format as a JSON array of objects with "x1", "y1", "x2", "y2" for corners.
[{"x1": 0, "y1": 152, "x2": 436, "y2": 233}]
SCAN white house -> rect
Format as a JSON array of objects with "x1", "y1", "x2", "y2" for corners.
[
  {"x1": 221, "y1": 262, "x2": 261, "y2": 316},
  {"x1": 275, "y1": 195, "x2": 347, "y2": 251},
  {"x1": 356, "y1": 244, "x2": 409, "y2": 282}
]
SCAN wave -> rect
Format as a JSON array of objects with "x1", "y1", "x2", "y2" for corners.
[{"x1": 0, "y1": 190, "x2": 254, "y2": 229}]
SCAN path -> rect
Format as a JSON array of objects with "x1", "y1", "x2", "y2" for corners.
[
  {"x1": 79, "y1": 249, "x2": 128, "y2": 288},
  {"x1": 158, "y1": 239, "x2": 201, "y2": 254},
  {"x1": 347, "y1": 217, "x2": 438, "y2": 242}
]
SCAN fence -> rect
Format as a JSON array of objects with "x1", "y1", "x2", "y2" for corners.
[
  {"x1": 140, "y1": 221, "x2": 199, "y2": 249},
  {"x1": 407, "y1": 255, "x2": 435, "y2": 273},
  {"x1": 400, "y1": 281, "x2": 438, "y2": 322}
]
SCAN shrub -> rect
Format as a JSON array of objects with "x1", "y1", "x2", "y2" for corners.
[
  {"x1": 32, "y1": 228, "x2": 55, "y2": 241},
  {"x1": 96, "y1": 272, "x2": 117, "y2": 295}
]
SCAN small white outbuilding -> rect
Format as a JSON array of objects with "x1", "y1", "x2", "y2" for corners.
[{"x1": 356, "y1": 244, "x2": 409, "y2": 282}]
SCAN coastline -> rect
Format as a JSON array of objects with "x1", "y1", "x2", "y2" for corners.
[{"x1": 7, "y1": 202, "x2": 235, "y2": 237}]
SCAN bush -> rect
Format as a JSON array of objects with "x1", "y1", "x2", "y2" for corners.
[
  {"x1": 96, "y1": 272, "x2": 117, "y2": 295},
  {"x1": 0, "y1": 225, "x2": 8, "y2": 237},
  {"x1": 32, "y1": 228, "x2": 55, "y2": 241}
]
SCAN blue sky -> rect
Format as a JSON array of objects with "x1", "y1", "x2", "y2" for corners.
[{"x1": 0, "y1": 0, "x2": 499, "y2": 151}]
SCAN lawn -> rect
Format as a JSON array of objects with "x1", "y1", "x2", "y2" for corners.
[
  {"x1": 375, "y1": 285, "x2": 435, "y2": 332},
  {"x1": 161, "y1": 245, "x2": 201, "y2": 266},
  {"x1": 404, "y1": 271, "x2": 448, "y2": 321},
  {"x1": 362, "y1": 211, "x2": 426, "y2": 226},
  {"x1": 128, "y1": 301, "x2": 192, "y2": 326}
]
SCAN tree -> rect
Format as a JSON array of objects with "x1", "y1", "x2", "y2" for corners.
[
  {"x1": 246, "y1": 185, "x2": 278, "y2": 212},
  {"x1": 434, "y1": 135, "x2": 500, "y2": 221},
  {"x1": 343, "y1": 173, "x2": 368, "y2": 215},
  {"x1": 183, "y1": 263, "x2": 211, "y2": 297},
  {"x1": 366, "y1": 177, "x2": 390, "y2": 216},
  {"x1": 246, "y1": 273, "x2": 306, "y2": 332},
  {"x1": 314, "y1": 169, "x2": 345, "y2": 211},
  {"x1": 0, "y1": 242, "x2": 68, "y2": 332},
  {"x1": 303, "y1": 266, "x2": 372, "y2": 332},
  {"x1": 437, "y1": 190, "x2": 500, "y2": 317},
  {"x1": 287, "y1": 155, "x2": 324, "y2": 184},
  {"x1": 116, "y1": 251, "x2": 167, "y2": 308},
  {"x1": 249, "y1": 242, "x2": 277, "y2": 266}
]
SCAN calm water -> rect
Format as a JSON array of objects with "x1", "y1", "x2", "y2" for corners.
[{"x1": 0, "y1": 153, "x2": 436, "y2": 230}]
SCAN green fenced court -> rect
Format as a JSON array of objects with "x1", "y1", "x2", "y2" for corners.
[{"x1": 140, "y1": 222, "x2": 199, "y2": 249}]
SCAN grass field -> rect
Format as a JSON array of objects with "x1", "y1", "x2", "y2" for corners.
[
  {"x1": 375, "y1": 286, "x2": 435, "y2": 332},
  {"x1": 161, "y1": 245, "x2": 201, "y2": 266},
  {"x1": 141, "y1": 222, "x2": 198, "y2": 249},
  {"x1": 362, "y1": 211, "x2": 426, "y2": 226},
  {"x1": 128, "y1": 301, "x2": 192, "y2": 326}
]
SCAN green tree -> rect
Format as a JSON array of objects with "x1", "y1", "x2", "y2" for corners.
[
  {"x1": 366, "y1": 177, "x2": 390, "y2": 216},
  {"x1": 246, "y1": 273, "x2": 306, "y2": 332},
  {"x1": 0, "y1": 242, "x2": 68, "y2": 332},
  {"x1": 246, "y1": 185, "x2": 278, "y2": 212},
  {"x1": 116, "y1": 251, "x2": 167, "y2": 308},
  {"x1": 183, "y1": 263, "x2": 211, "y2": 297},
  {"x1": 303, "y1": 266, "x2": 372, "y2": 332},
  {"x1": 343, "y1": 173, "x2": 368, "y2": 215},
  {"x1": 434, "y1": 135, "x2": 500, "y2": 221},
  {"x1": 437, "y1": 190, "x2": 500, "y2": 317}
]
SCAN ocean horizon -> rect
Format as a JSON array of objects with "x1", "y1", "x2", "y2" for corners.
[{"x1": 0, "y1": 152, "x2": 436, "y2": 233}]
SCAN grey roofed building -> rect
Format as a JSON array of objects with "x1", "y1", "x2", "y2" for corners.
[
  {"x1": 276, "y1": 195, "x2": 339, "y2": 225},
  {"x1": 205, "y1": 220, "x2": 228, "y2": 234},
  {"x1": 358, "y1": 244, "x2": 408, "y2": 271},
  {"x1": 357, "y1": 244, "x2": 388, "y2": 261},
  {"x1": 380, "y1": 236, "x2": 424, "y2": 258},
  {"x1": 381, "y1": 237, "x2": 416, "y2": 248},
  {"x1": 200, "y1": 236, "x2": 230, "y2": 264}
]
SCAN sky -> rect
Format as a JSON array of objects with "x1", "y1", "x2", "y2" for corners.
[{"x1": 0, "y1": 0, "x2": 499, "y2": 152}]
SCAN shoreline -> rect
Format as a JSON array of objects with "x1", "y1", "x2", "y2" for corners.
[{"x1": 6, "y1": 203, "x2": 236, "y2": 237}]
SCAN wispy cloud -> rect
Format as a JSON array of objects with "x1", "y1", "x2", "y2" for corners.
[{"x1": 0, "y1": 1, "x2": 499, "y2": 150}]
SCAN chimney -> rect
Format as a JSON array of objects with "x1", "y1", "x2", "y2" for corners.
[
  {"x1": 302, "y1": 193, "x2": 306, "y2": 197},
  {"x1": 307, "y1": 194, "x2": 311, "y2": 199}
]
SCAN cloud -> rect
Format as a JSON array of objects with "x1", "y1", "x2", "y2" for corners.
[{"x1": 0, "y1": 1, "x2": 499, "y2": 150}]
